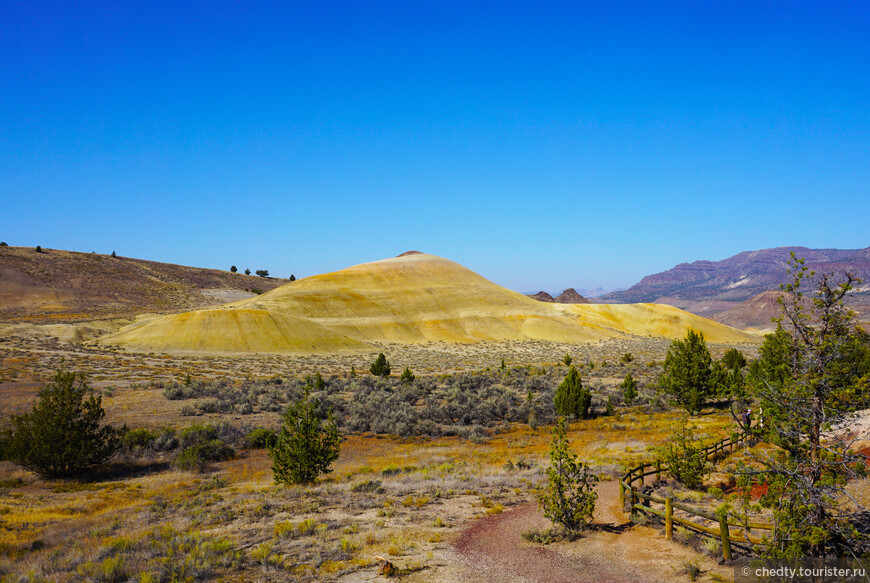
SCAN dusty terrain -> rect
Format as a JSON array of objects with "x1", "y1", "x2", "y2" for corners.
[
  {"x1": 0, "y1": 246, "x2": 767, "y2": 581},
  {"x1": 0, "y1": 245, "x2": 289, "y2": 322}
]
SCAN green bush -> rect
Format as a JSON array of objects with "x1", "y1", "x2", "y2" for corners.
[
  {"x1": 536, "y1": 418, "x2": 598, "y2": 533},
  {"x1": 245, "y1": 428, "x2": 277, "y2": 449},
  {"x1": 370, "y1": 353, "x2": 391, "y2": 377},
  {"x1": 721, "y1": 348, "x2": 747, "y2": 370},
  {"x1": 621, "y1": 372, "x2": 638, "y2": 405},
  {"x1": 121, "y1": 428, "x2": 157, "y2": 451},
  {"x1": 269, "y1": 391, "x2": 340, "y2": 485},
  {"x1": 659, "y1": 330, "x2": 718, "y2": 415},
  {"x1": 400, "y1": 367, "x2": 415, "y2": 384},
  {"x1": 3, "y1": 371, "x2": 122, "y2": 479},
  {"x1": 660, "y1": 417, "x2": 709, "y2": 489},
  {"x1": 554, "y1": 366, "x2": 591, "y2": 420},
  {"x1": 173, "y1": 440, "x2": 234, "y2": 472},
  {"x1": 172, "y1": 424, "x2": 236, "y2": 471}
]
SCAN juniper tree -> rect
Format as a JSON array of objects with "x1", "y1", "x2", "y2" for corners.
[
  {"x1": 659, "y1": 330, "x2": 718, "y2": 415},
  {"x1": 740, "y1": 254, "x2": 870, "y2": 557},
  {"x1": 621, "y1": 372, "x2": 638, "y2": 405},
  {"x1": 536, "y1": 417, "x2": 598, "y2": 533},
  {"x1": 554, "y1": 366, "x2": 591, "y2": 420},
  {"x1": 269, "y1": 390, "x2": 340, "y2": 485},
  {"x1": 370, "y1": 353, "x2": 391, "y2": 377},
  {"x1": 3, "y1": 371, "x2": 123, "y2": 479}
]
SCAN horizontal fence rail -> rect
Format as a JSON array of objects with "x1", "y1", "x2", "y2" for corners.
[{"x1": 618, "y1": 433, "x2": 774, "y2": 560}]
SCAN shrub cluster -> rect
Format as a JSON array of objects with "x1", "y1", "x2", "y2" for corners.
[{"x1": 160, "y1": 364, "x2": 661, "y2": 439}]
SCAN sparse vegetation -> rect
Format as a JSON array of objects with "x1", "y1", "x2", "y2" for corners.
[{"x1": 255, "y1": 269, "x2": 269, "y2": 277}]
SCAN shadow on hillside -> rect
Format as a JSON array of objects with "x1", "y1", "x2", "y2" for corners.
[{"x1": 80, "y1": 460, "x2": 172, "y2": 482}]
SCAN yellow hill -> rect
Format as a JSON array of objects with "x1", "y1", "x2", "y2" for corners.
[{"x1": 102, "y1": 252, "x2": 756, "y2": 353}]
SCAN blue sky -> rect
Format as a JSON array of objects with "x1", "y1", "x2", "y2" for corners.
[{"x1": 2, "y1": 1, "x2": 868, "y2": 293}]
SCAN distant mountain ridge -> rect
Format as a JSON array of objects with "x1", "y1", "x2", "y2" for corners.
[
  {"x1": 527, "y1": 288, "x2": 590, "y2": 304},
  {"x1": 598, "y1": 246, "x2": 870, "y2": 330},
  {"x1": 600, "y1": 246, "x2": 870, "y2": 304}
]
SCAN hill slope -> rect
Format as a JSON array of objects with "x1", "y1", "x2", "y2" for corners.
[
  {"x1": 102, "y1": 252, "x2": 755, "y2": 354},
  {"x1": 0, "y1": 246, "x2": 289, "y2": 321},
  {"x1": 598, "y1": 246, "x2": 870, "y2": 329},
  {"x1": 601, "y1": 246, "x2": 870, "y2": 304}
]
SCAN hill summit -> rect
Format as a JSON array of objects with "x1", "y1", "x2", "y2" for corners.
[{"x1": 102, "y1": 253, "x2": 754, "y2": 354}]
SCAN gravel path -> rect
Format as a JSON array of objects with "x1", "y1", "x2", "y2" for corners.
[{"x1": 450, "y1": 481, "x2": 730, "y2": 583}]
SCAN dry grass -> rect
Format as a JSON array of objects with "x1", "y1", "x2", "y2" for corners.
[{"x1": 0, "y1": 329, "x2": 756, "y2": 581}]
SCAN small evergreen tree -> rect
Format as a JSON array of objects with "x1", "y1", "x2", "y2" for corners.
[
  {"x1": 400, "y1": 367, "x2": 415, "y2": 384},
  {"x1": 722, "y1": 348, "x2": 747, "y2": 370},
  {"x1": 3, "y1": 371, "x2": 123, "y2": 479},
  {"x1": 527, "y1": 389, "x2": 537, "y2": 429},
  {"x1": 370, "y1": 353, "x2": 391, "y2": 377},
  {"x1": 563, "y1": 353, "x2": 573, "y2": 366},
  {"x1": 35, "y1": 245, "x2": 42, "y2": 253},
  {"x1": 268, "y1": 391, "x2": 340, "y2": 485},
  {"x1": 554, "y1": 366, "x2": 591, "y2": 419},
  {"x1": 350, "y1": 365, "x2": 357, "y2": 378},
  {"x1": 605, "y1": 396, "x2": 615, "y2": 416},
  {"x1": 230, "y1": 265, "x2": 237, "y2": 273},
  {"x1": 660, "y1": 417, "x2": 709, "y2": 489},
  {"x1": 245, "y1": 268, "x2": 251, "y2": 275},
  {"x1": 255, "y1": 269, "x2": 269, "y2": 277},
  {"x1": 314, "y1": 372, "x2": 325, "y2": 390},
  {"x1": 289, "y1": 274, "x2": 296, "y2": 281},
  {"x1": 111, "y1": 250, "x2": 117, "y2": 258},
  {"x1": 536, "y1": 417, "x2": 598, "y2": 533},
  {"x1": 659, "y1": 330, "x2": 718, "y2": 415},
  {"x1": 621, "y1": 372, "x2": 638, "y2": 405}
]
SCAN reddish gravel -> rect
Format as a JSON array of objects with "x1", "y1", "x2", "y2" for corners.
[
  {"x1": 450, "y1": 481, "x2": 731, "y2": 583},
  {"x1": 453, "y1": 500, "x2": 645, "y2": 582}
]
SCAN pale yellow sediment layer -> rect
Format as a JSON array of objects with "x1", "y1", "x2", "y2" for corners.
[{"x1": 101, "y1": 253, "x2": 756, "y2": 353}]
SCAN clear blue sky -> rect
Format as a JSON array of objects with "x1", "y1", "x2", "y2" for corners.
[{"x1": 2, "y1": 1, "x2": 868, "y2": 293}]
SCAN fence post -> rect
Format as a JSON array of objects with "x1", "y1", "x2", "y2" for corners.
[
  {"x1": 619, "y1": 479, "x2": 625, "y2": 511},
  {"x1": 655, "y1": 460, "x2": 661, "y2": 482},
  {"x1": 639, "y1": 465, "x2": 645, "y2": 487},
  {"x1": 719, "y1": 516, "x2": 732, "y2": 561},
  {"x1": 630, "y1": 487, "x2": 638, "y2": 523},
  {"x1": 665, "y1": 496, "x2": 673, "y2": 539}
]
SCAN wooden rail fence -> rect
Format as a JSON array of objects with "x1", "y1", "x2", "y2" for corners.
[{"x1": 618, "y1": 433, "x2": 774, "y2": 560}]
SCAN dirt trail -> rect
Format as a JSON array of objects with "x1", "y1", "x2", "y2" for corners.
[{"x1": 449, "y1": 481, "x2": 731, "y2": 583}]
